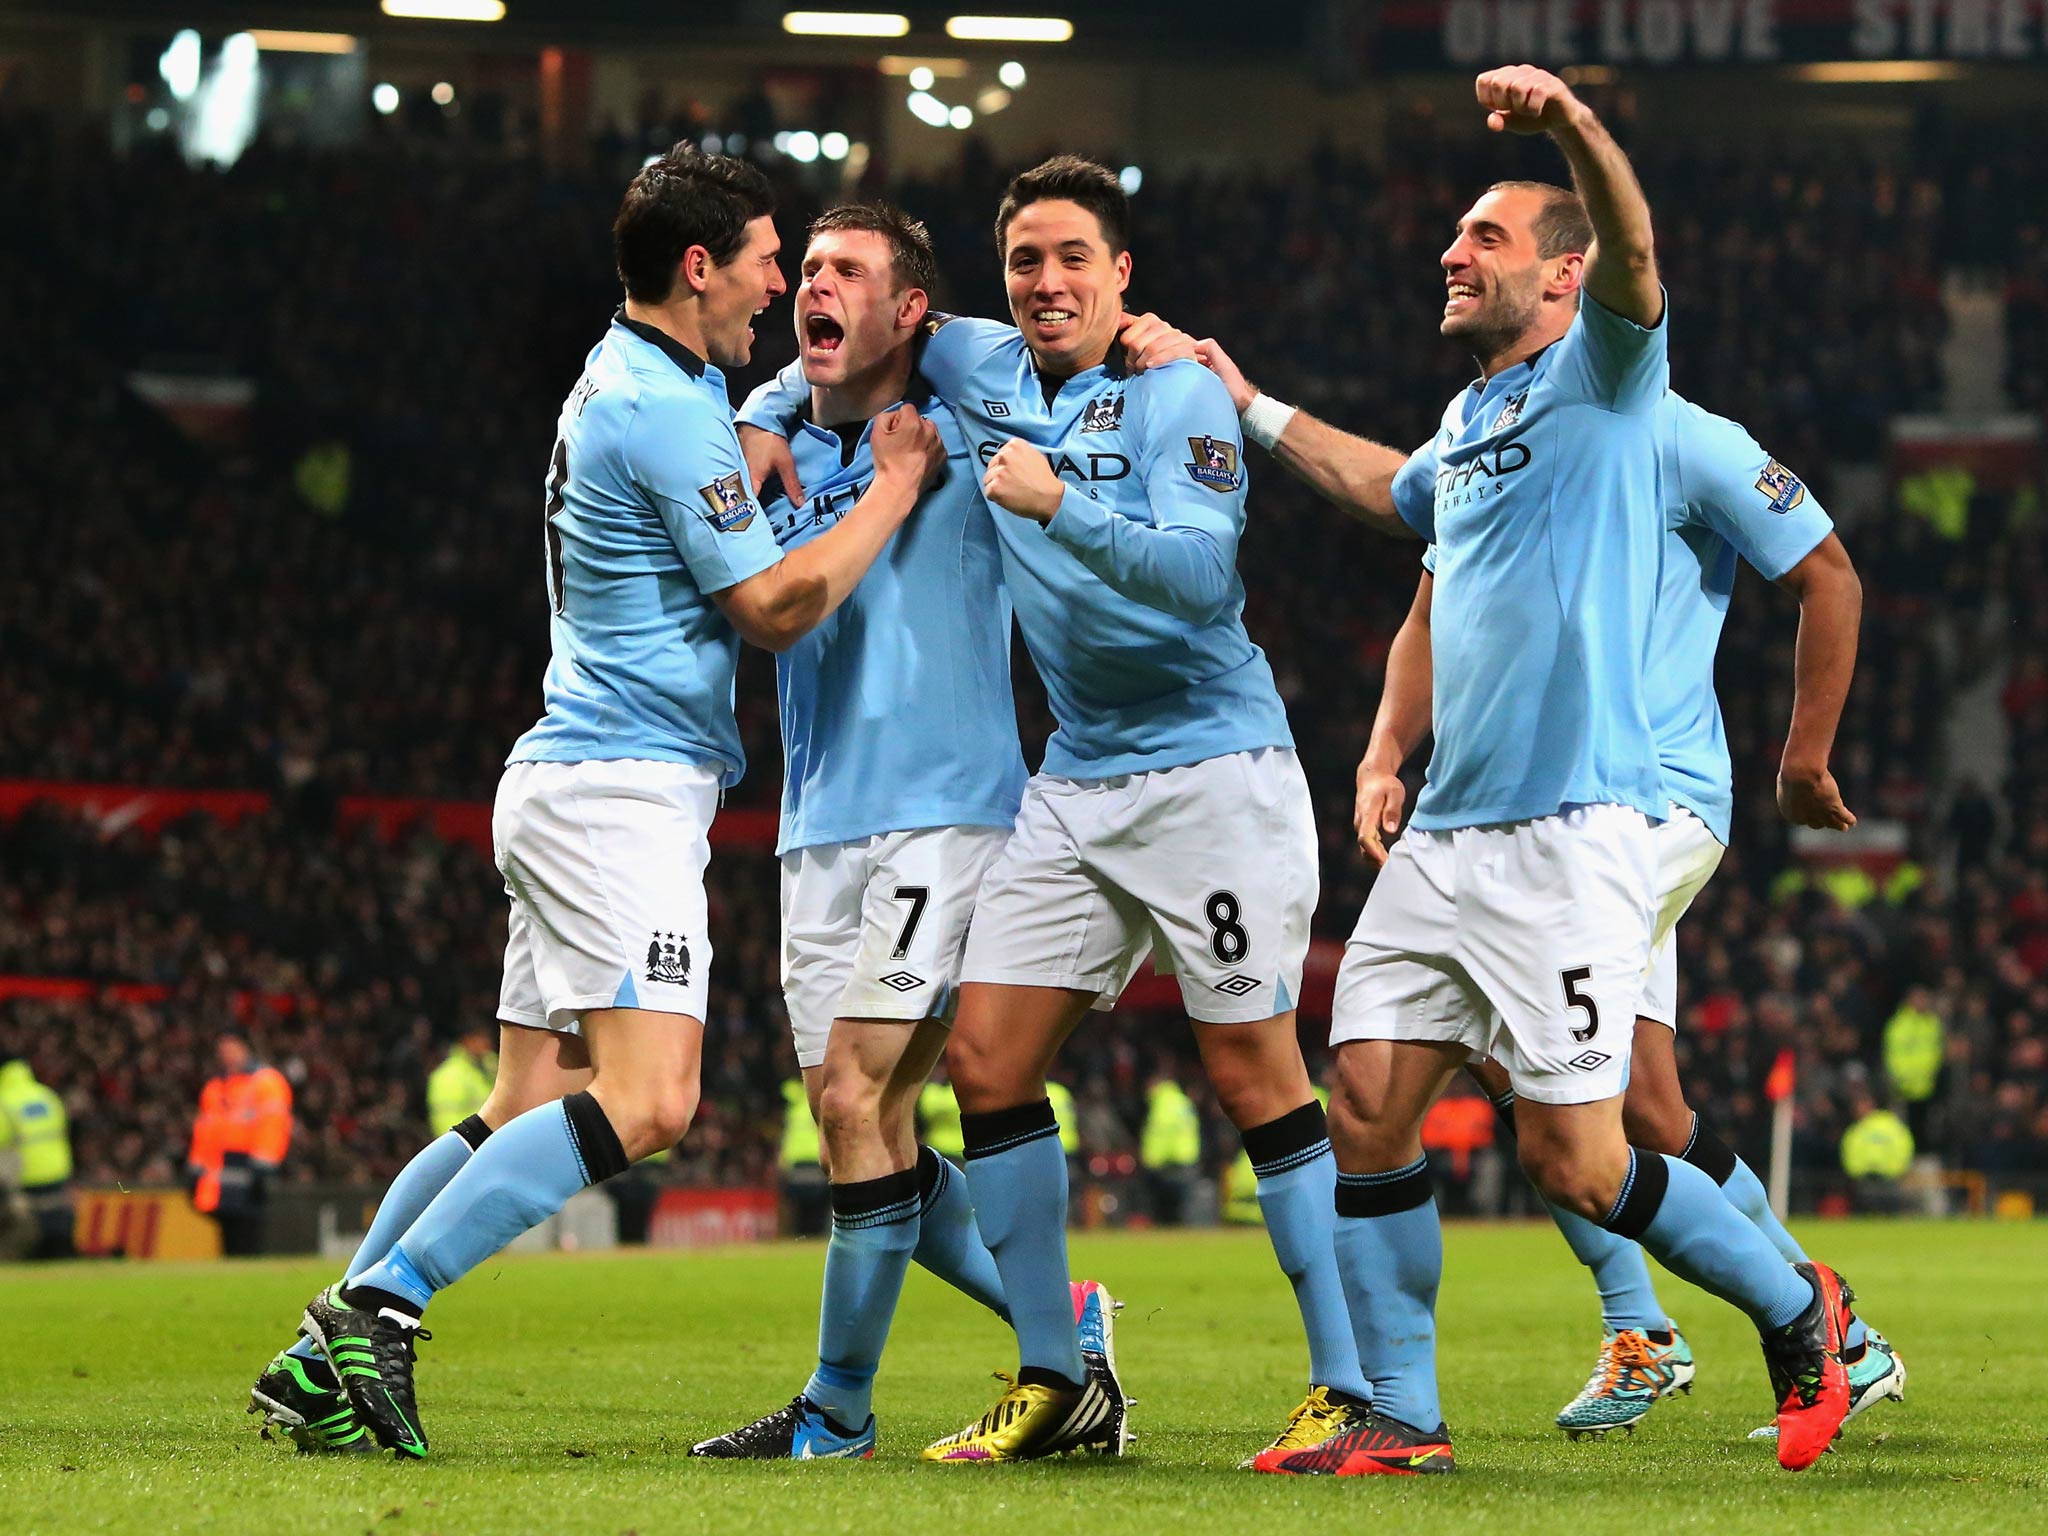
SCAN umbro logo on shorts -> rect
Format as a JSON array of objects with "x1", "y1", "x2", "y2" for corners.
[
  {"x1": 1567, "y1": 1049, "x2": 1612, "y2": 1072},
  {"x1": 1213, "y1": 974, "x2": 1259, "y2": 997},
  {"x1": 878, "y1": 970, "x2": 926, "y2": 992},
  {"x1": 645, "y1": 932, "x2": 691, "y2": 985}
]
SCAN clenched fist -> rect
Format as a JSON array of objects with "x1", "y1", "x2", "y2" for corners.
[
  {"x1": 982, "y1": 438, "x2": 1065, "y2": 524},
  {"x1": 1475, "y1": 64, "x2": 1585, "y2": 136},
  {"x1": 870, "y1": 401, "x2": 945, "y2": 491}
]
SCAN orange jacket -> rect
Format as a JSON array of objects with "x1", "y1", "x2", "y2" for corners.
[
  {"x1": 188, "y1": 1066, "x2": 293, "y2": 1212},
  {"x1": 1421, "y1": 1094, "x2": 1497, "y2": 1180}
]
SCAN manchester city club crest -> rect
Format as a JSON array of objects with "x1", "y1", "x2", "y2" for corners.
[
  {"x1": 1754, "y1": 457, "x2": 1806, "y2": 514},
  {"x1": 1492, "y1": 391, "x2": 1528, "y2": 432},
  {"x1": 697, "y1": 470, "x2": 757, "y2": 532},
  {"x1": 645, "y1": 931, "x2": 691, "y2": 985},
  {"x1": 1184, "y1": 434, "x2": 1241, "y2": 492},
  {"x1": 1080, "y1": 392, "x2": 1125, "y2": 434}
]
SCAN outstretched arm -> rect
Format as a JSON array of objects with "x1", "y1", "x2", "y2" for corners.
[
  {"x1": 1476, "y1": 64, "x2": 1661, "y2": 328},
  {"x1": 1197, "y1": 336, "x2": 1417, "y2": 540}
]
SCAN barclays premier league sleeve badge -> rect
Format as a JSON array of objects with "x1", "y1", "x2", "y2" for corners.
[
  {"x1": 1184, "y1": 434, "x2": 1241, "y2": 493},
  {"x1": 698, "y1": 470, "x2": 759, "y2": 532},
  {"x1": 1754, "y1": 458, "x2": 1806, "y2": 514}
]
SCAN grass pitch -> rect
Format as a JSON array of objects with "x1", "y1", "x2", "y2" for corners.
[{"x1": 6, "y1": 1220, "x2": 2042, "y2": 1536}]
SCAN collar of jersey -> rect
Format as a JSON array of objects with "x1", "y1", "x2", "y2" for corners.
[
  {"x1": 612, "y1": 308, "x2": 709, "y2": 380},
  {"x1": 1463, "y1": 339, "x2": 1551, "y2": 402},
  {"x1": 1031, "y1": 338, "x2": 1132, "y2": 400},
  {"x1": 792, "y1": 372, "x2": 941, "y2": 442}
]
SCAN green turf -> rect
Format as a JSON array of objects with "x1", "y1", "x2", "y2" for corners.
[{"x1": 5, "y1": 1220, "x2": 2043, "y2": 1535}]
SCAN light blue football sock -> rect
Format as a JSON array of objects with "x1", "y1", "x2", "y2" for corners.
[
  {"x1": 345, "y1": 1125, "x2": 483, "y2": 1280},
  {"x1": 346, "y1": 1093, "x2": 626, "y2": 1314},
  {"x1": 1603, "y1": 1149, "x2": 1813, "y2": 1330},
  {"x1": 960, "y1": 1100, "x2": 1084, "y2": 1385},
  {"x1": 285, "y1": 1336, "x2": 327, "y2": 1365},
  {"x1": 912, "y1": 1146, "x2": 1009, "y2": 1321},
  {"x1": 803, "y1": 1168, "x2": 922, "y2": 1429},
  {"x1": 1334, "y1": 1157, "x2": 1442, "y2": 1429},
  {"x1": 1718, "y1": 1150, "x2": 1867, "y2": 1347},
  {"x1": 1549, "y1": 1203, "x2": 1667, "y2": 1334},
  {"x1": 1495, "y1": 1090, "x2": 1666, "y2": 1333},
  {"x1": 1245, "y1": 1104, "x2": 1371, "y2": 1402}
]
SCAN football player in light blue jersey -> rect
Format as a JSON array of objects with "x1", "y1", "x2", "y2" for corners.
[
  {"x1": 1187, "y1": 69, "x2": 1858, "y2": 1476},
  {"x1": 267, "y1": 148, "x2": 943, "y2": 1462},
  {"x1": 692, "y1": 203, "x2": 1121, "y2": 1463},
  {"x1": 740, "y1": 157, "x2": 1365, "y2": 1466},
  {"x1": 1352, "y1": 395, "x2": 1893, "y2": 1444}
]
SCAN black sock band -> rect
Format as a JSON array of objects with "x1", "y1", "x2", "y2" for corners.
[
  {"x1": 960, "y1": 1098, "x2": 1058, "y2": 1162},
  {"x1": 1241, "y1": 1100, "x2": 1330, "y2": 1178},
  {"x1": 1334, "y1": 1157, "x2": 1434, "y2": 1218},
  {"x1": 452, "y1": 1113, "x2": 493, "y2": 1152},
  {"x1": 1489, "y1": 1091, "x2": 1519, "y2": 1142},
  {"x1": 1600, "y1": 1148, "x2": 1671, "y2": 1240},
  {"x1": 830, "y1": 1167, "x2": 922, "y2": 1228},
  {"x1": 1680, "y1": 1113, "x2": 1739, "y2": 1186},
  {"x1": 1017, "y1": 1365, "x2": 1084, "y2": 1392},
  {"x1": 916, "y1": 1143, "x2": 950, "y2": 1210},
  {"x1": 339, "y1": 1284, "x2": 421, "y2": 1320},
  {"x1": 561, "y1": 1090, "x2": 630, "y2": 1185}
]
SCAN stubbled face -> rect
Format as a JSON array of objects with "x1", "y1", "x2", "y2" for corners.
[
  {"x1": 1001, "y1": 199, "x2": 1131, "y2": 376},
  {"x1": 796, "y1": 228, "x2": 921, "y2": 388},
  {"x1": 1439, "y1": 187, "x2": 1550, "y2": 358},
  {"x1": 700, "y1": 214, "x2": 786, "y2": 369}
]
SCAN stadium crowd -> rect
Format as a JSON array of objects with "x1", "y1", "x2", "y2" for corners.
[{"x1": 3, "y1": 104, "x2": 2045, "y2": 1209}]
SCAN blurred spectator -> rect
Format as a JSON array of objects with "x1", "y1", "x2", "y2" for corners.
[
  {"x1": 780, "y1": 1076, "x2": 827, "y2": 1237},
  {"x1": 1141, "y1": 1073, "x2": 1202, "y2": 1226},
  {"x1": 1840, "y1": 1088, "x2": 1915, "y2": 1213},
  {"x1": 188, "y1": 1033, "x2": 292, "y2": 1255},
  {"x1": 426, "y1": 1025, "x2": 497, "y2": 1137},
  {"x1": 0, "y1": 1057, "x2": 75, "y2": 1259},
  {"x1": 1883, "y1": 986, "x2": 1944, "y2": 1142}
]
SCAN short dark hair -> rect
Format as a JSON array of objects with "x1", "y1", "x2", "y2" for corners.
[
  {"x1": 808, "y1": 202, "x2": 938, "y2": 296},
  {"x1": 613, "y1": 144, "x2": 776, "y2": 304},
  {"x1": 994, "y1": 154, "x2": 1129, "y2": 258},
  {"x1": 1486, "y1": 179, "x2": 1593, "y2": 260}
]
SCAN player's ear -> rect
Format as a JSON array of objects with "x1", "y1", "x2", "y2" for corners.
[
  {"x1": 679, "y1": 244, "x2": 714, "y2": 296},
  {"x1": 1547, "y1": 249, "x2": 1585, "y2": 301},
  {"x1": 1113, "y1": 249, "x2": 1133, "y2": 292},
  {"x1": 898, "y1": 286, "x2": 930, "y2": 332}
]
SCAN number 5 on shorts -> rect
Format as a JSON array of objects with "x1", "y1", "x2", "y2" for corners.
[
  {"x1": 1559, "y1": 965, "x2": 1599, "y2": 1043},
  {"x1": 892, "y1": 886, "x2": 930, "y2": 959}
]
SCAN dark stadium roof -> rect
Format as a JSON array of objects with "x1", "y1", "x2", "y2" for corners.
[{"x1": 14, "y1": 1, "x2": 1311, "y2": 55}]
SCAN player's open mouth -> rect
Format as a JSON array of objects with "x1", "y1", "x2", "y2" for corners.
[
  {"x1": 804, "y1": 313, "x2": 844, "y2": 354},
  {"x1": 1031, "y1": 308, "x2": 1076, "y2": 333},
  {"x1": 1444, "y1": 283, "x2": 1480, "y2": 313}
]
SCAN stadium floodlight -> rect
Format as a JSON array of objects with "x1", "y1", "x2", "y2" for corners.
[
  {"x1": 944, "y1": 16, "x2": 1074, "y2": 42},
  {"x1": 908, "y1": 65, "x2": 935, "y2": 89},
  {"x1": 948, "y1": 104, "x2": 973, "y2": 130},
  {"x1": 787, "y1": 130, "x2": 821, "y2": 163},
  {"x1": 1119, "y1": 164, "x2": 1142, "y2": 194},
  {"x1": 820, "y1": 131, "x2": 850, "y2": 160},
  {"x1": 247, "y1": 30, "x2": 359, "y2": 54},
  {"x1": 998, "y1": 60, "x2": 1026, "y2": 87},
  {"x1": 782, "y1": 11, "x2": 911, "y2": 36},
  {"x1": 905, "y1": 91, "x2": 950, "y2": 127},
  {"x1": 372, "y1": 82, "x2": 401, "y2": 114},
  {"x1": 380, "y1": 1, "x2": 507, "y2": 20},
  {"x1": 160, "y1": 29, "x2": 202, "y2": 102},
  {"x1": 975, "y1": 86, "x2": 1012, "y2": 114},
  {"x1": 877, "y1": 55, "x2": 969, "y2": 76},
  {"x1": 431, "y1": 81, "x2": 455, "y2": 105}
]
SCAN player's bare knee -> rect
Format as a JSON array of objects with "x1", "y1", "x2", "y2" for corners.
[
  {"x1": 1622, "y1": 1092, "x2": 1693, "y2": 1156},
  {"x1": 1519, "y1": 1143, "x2": 1623, "y2": 1221},
  {"x1": 817, "y1": 1070, "x2": 887, "y2": 1149},
  {"x1": 943, "y1": 1033, "x2": 1026, "y2": 1113}
]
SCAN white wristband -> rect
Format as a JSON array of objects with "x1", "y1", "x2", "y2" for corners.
[{"x1": 1241, "y1": 391, "x2": 1298, "y2": 451}]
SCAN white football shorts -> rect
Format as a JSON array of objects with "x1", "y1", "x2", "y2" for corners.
[
  {"x1": 780, "y1": 824, "x2": 1011, "y2": 1070},
  {"x1": 1328, "y1": 802, "x2": 1656, "y2": 1105},
  {"x1": 1637, "y1": 804, "x2": 1727, "y2": 1029},
  {"x1": 494, "y1": 758, "x2": 718, "y2": 1035},
  {"x1": 960, "y1": 747, "x2": 1316, "y2": 1025}
]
